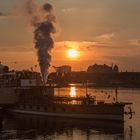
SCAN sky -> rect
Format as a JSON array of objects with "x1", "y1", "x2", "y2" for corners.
[{"x1": 0, "y1": 0, "x2": 140, "y2": 72}]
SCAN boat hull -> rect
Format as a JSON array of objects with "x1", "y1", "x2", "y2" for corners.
[{"x1": 9, "y1": 108, "x2": 124, "y2": 121}]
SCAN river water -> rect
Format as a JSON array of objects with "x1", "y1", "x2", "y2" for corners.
[{"x1": 0, "y1": 87, "x2": 140, "y2": 140}]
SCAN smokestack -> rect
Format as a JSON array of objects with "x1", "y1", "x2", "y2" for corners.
[{"x1": 26, "y1": 1, "x2": 56, "y2": 84}]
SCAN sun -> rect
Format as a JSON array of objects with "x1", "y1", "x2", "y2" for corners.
[{"x1": 67, "y1": 49, "x2": 79, "y2": 58}]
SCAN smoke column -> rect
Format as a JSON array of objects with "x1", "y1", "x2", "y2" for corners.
[{"x1": 26, "y1": 1, "x2": 56, "y2": 83}]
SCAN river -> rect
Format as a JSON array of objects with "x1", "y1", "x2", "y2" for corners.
[{"x1": 0, "y1": 86, "x2": 140, "y2": 140}]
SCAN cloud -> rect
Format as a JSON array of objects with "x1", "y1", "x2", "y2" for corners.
[
  {"x1": 0, "y1": 43, "x2": 33, "y2": 52},
  {"x1": 62, "y1": 8, "x2": 79, "y2": 13},
  {"x1": 0, "y1": 12, "x2": 6, "y2": 16},
  {"x1": 128, "y1": 39, "x2": 140, "y2": 46},
  {"x1": 55, "y1": 40, "x2": 121, "y2": 51},
  {"x1": 55, "y1": 41, "x2": 97, "y2": 51},
  {"x1": 96, "y1": 33, "x2": 115, "y2": 40}
]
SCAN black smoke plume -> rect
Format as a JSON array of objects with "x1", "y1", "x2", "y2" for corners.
[{"x1": 25, "y1": 1, "x2": 56, "y2": 83}]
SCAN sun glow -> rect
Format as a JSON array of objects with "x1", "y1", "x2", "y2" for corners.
[
  {"x1": 67, "y1": 49, "x2": 79, "y2": 59},
  {"x1": 70, "y1": 87, "x2": 76, "y2": 97}
]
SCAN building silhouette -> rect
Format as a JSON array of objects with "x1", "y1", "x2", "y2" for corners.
[
  {"x1": 53, "y1": 65, "x2": 71, "y2": 75},
  {"x1": 87, "y1": 64, "x2": 119, "y2": 73},
  {"x1": 0, "y1": 62, "x2": 9, "y2": 73}
]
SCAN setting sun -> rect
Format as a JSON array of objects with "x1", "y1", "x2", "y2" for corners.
[{"x1": 67, "y1": 49, "x2": 79, "y2": 58}]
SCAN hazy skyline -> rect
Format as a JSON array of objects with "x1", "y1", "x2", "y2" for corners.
[{"x1": 0, "y1": 0, "x2": 140, "y2": 72}]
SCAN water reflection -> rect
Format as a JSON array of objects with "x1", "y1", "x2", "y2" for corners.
[
  {"x1": 0, "y1": 87, "x2": 139, "y2": 140},
  {"x1": 70, "y1": 87, "x2": 76, "y2": 97},
  {"x1": 0, "y1": 114, "x2": 124, "y2": 140}
]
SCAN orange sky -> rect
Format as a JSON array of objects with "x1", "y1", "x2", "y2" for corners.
[{"x1": 0, "y1": 0, "x2": 140, "y2": 72}]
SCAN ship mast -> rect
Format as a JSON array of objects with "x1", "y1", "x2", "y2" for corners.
[
  {"x1": 85, "y1": 80, "x2": 88, "y2": 96},
  {"x1": 115, "y1": 87, "x2": 118, "y2": 103}
]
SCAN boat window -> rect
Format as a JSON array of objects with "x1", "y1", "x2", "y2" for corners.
[
  {"x1": 23, "y1": 105, "x2": 26, "y2": 109},
  {"x1": 30, "y1": 105, "x2": 32, "y2": 110},
  {"x1": 37, "y1": 106, "x2": 40, "y2": 110},
  {"x1": 62, "y1": 108, "x2": 66, "y2": 112},
  {"x1": 53, "y1": 107, "x2": 56, "y2": 112},
  {"x1": 20, "y1": 105, "x2": 22, "y2": 109},
  {"x1": 72, "y1": 108, "x2": 75, "y2": 112},
  {"x1": 45, "y1": 106, "x2": 48, "y2": 111}
]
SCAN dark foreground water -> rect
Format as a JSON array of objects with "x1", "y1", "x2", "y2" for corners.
[{"x1": 0, "y1": 87, "x2": 140, "y2": 140}]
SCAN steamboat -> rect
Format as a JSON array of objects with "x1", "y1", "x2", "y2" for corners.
[{"x1": 0, "y1": 63, "x2": 134, "y2": 121}]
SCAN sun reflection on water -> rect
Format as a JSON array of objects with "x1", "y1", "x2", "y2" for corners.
[{"x1": 70, "y1": 87, "x2": 76, "y2": 97}]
